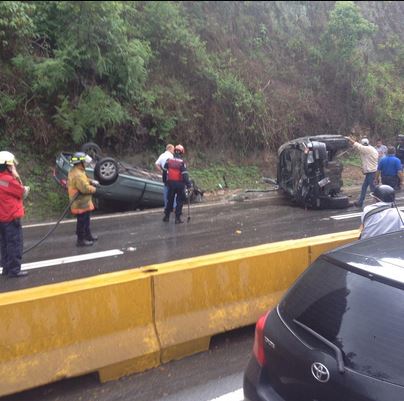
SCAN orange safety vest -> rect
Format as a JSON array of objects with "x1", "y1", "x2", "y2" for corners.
[{"x1": 167, "y1": 158, "x2": 184, "y2": 182}]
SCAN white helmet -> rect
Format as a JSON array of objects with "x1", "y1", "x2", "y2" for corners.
[{"x1": 0, "y1": 151, "x2": 16, "y2": 165}]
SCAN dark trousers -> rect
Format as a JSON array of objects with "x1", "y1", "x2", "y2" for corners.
[
  {"x1": 165, "y1": 182, "x2": 186, "y2": 218},
  {"x1": 0, "y1": 219, "x2": 23, "y2": 276},
  {"x1": 381, "y1": 175, "x2": 400, "y2": 190},
  {"x1": 76, "y1": 211, "x2": 91, "y2": 240}
]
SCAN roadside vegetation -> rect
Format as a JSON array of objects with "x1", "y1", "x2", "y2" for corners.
[
  {"x1": 191, "y1": 165, "x2": 263, "y2": 192},
  {"x1": 1, "y1": 1, "x2": 403, "y2": 220},
  {"x1": 17, "y1": 158, "x2": 67, "y2": 222},
  {"x1": 341, "y1": 152, "x2": 362, "y2": 169},
  {"x1": 340, "y1": 152, "x2": 363, "y2": 188}
]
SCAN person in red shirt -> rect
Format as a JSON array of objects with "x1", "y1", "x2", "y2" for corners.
[{"x1": 0, "y1": 151, "x2": 29, "y2": 277}]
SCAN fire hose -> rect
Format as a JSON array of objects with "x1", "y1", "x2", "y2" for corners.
[{"x1": 22, "y1": 192, "x2": 80, "y2": 255}]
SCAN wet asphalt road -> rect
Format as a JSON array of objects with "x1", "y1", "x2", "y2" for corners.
[{"x1": 0, "y1": 191, "x2": 365, "y2": 293}]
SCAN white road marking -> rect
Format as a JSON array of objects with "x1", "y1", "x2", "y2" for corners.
[
  {"x1": 23, "y1": 193, "x2": 281, "y2": 229},
  {"x1": 24, "y1": 211, "x2": 156, "y2": 228},
  {"x1": 330, "y1": 212, "x2": 362, "y2": 220},
  {"x1": 154, "y1": 372, "x2": 243, "y2": 401},
  {"x1": 209, "y1": 389, "x2": 244, "y2": 401},
  {"x1": 330, "y1": 206, "x2": 404, "y2": 221},
  {"x1": 22, "y1": 201, "x2": 230, "y2": 229},
  {"x1": 19, "y1": 249, "x2": 123, "y2": 271}
]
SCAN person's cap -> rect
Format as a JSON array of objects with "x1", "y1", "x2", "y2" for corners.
[
  {"x1": 361, "y1": 138, "x2": 369, "y2": 146},
  {"x1": 0, "y1": 151, "x2": 17, "y2": 165}
]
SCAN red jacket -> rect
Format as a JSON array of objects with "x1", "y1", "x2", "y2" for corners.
[{"x1": 0, "y1": 170, "x2": 25, "y2": 222}]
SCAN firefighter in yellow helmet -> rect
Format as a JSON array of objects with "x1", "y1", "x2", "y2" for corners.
[{"x1": 67, "y1": 152, "x2": 99, "y2": 246}]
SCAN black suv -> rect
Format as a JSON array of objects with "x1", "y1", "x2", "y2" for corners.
[
  {"x1": 244, "y1": 231, "x2": 404, "y2": 401},
  {"x1": 277, "y1": 135, "x2": 349, "y2": 209}
]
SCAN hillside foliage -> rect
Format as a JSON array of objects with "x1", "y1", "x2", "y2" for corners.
[{"x1": 1, "y1": 1, "x2": 403, "y2": 158}]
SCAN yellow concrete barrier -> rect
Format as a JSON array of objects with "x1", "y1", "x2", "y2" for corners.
[
  {"x1": 308, "y1": 229, "x2": 359, "y2": 263},
  {"x1": 150, "y1": 229, "x2": 359, "y2": 363},
  {"x1": 0, "y1": 271, "x2": 159, "y2": 397},
  {"x1": 0, "y1": 229, "x2": 359, "y2": 396}
]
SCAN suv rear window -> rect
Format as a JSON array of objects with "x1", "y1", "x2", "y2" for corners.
[{"x1": 279, "y1": 258, "x2": 404, "y2": 385}]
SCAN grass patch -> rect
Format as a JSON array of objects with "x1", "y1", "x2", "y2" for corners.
[
  {"x1": 20, "y1": 163, "x2": 68, "y2": 223},
  {"x1": 342, "y1": 177, "x2": 357, "y2": 187},
  {"x1": 341, "y1": 152, "x2": 361, "y2": 167},
  {"x1": 190, "y1": 164, "x2": 264, "y2": 191}
]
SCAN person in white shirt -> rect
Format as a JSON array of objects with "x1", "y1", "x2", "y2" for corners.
[
  {"x1": 375, "y1": 138, "x2": 388, "y2": 161},
  {"x1": 155, "y1": 144, "x2": 174, "y2": 209},
  {"x1": 360, "y1": 185, "x2": 404, "y2": 240},
  {"x1": 346, "y1": 136, "x2": 379, "y2": 208}
]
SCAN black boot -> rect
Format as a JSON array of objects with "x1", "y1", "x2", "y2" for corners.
[
  {"x1": 8, "y1": 271, "x2": 28, "y2": 278},
  {"x1": 163, "y1": 213, "x2": 170, "y2": 222},
  {"x1": 77, "y1": 237, "x2": 94, "y2": 247}
]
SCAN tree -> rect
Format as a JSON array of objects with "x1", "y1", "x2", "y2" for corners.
[
  {"x1": 0, "y1": 1, "x2": 35, "y2": 59},
  {"x1": 322, "y1": 1, "x2": 376, "y2": 67}
]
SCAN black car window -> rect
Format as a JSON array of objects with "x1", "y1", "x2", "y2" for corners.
[{"x1": 279, "y1": 258, "x2": 404, "y2": 385}]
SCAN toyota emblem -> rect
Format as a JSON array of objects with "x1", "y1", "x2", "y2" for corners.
[{"x1": 311, "y1": 362, "x2": 330, "y2": 383}]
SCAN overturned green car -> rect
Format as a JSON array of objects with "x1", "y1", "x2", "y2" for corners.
[{"x1": 53, "y1": 143, "x2": 203, "y2": 210}]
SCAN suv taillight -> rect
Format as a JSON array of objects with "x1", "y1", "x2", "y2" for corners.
[{"x1": 253, "y1": 311, "x2": 270, "y2": 366}]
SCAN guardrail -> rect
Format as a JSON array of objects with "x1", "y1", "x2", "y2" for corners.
[{"x1": 0, "y1": 229, "x2": 358, "y2": 396}]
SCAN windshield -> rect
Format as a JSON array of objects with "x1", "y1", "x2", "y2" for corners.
[{"x1": 279, "y1": 258, "x2": 404, "y2": 386}]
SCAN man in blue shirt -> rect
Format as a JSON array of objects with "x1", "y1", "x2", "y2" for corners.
[{"x1": 376, "y1": 146, "x2": 403, "y2": 190}]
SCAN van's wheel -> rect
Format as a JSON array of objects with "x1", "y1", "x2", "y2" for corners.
[
  {"x1": 94, "y1": 157, "x2": 119, "y2": 185},
  {"x1": 319, "y1": 195, "x2": 350, "y2": 209},
  {"x1": 81, "y1": 142, "x2": 102, "y2": 161}
]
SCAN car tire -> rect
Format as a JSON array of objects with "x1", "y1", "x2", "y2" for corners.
[
  {"x1": 81, "y1": 142, "x2": 102, "y2": 161},
  {"x1": 192, "y1": 193, "x2": 203, "y2": 203},
  {"x1": 319, "y1": 195, "x2": 350, "y2": 209},
  {"x1": 94, "y1": 157, "x2": 119, "y2": 185}
]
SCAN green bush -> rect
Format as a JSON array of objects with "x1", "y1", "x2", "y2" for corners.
[
  {"x1": 54, "y1": 87, "x2": 129, "y2": 144},
  {"x1": 0, "y1": 91, "x2": 18, "y2": 117}
]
